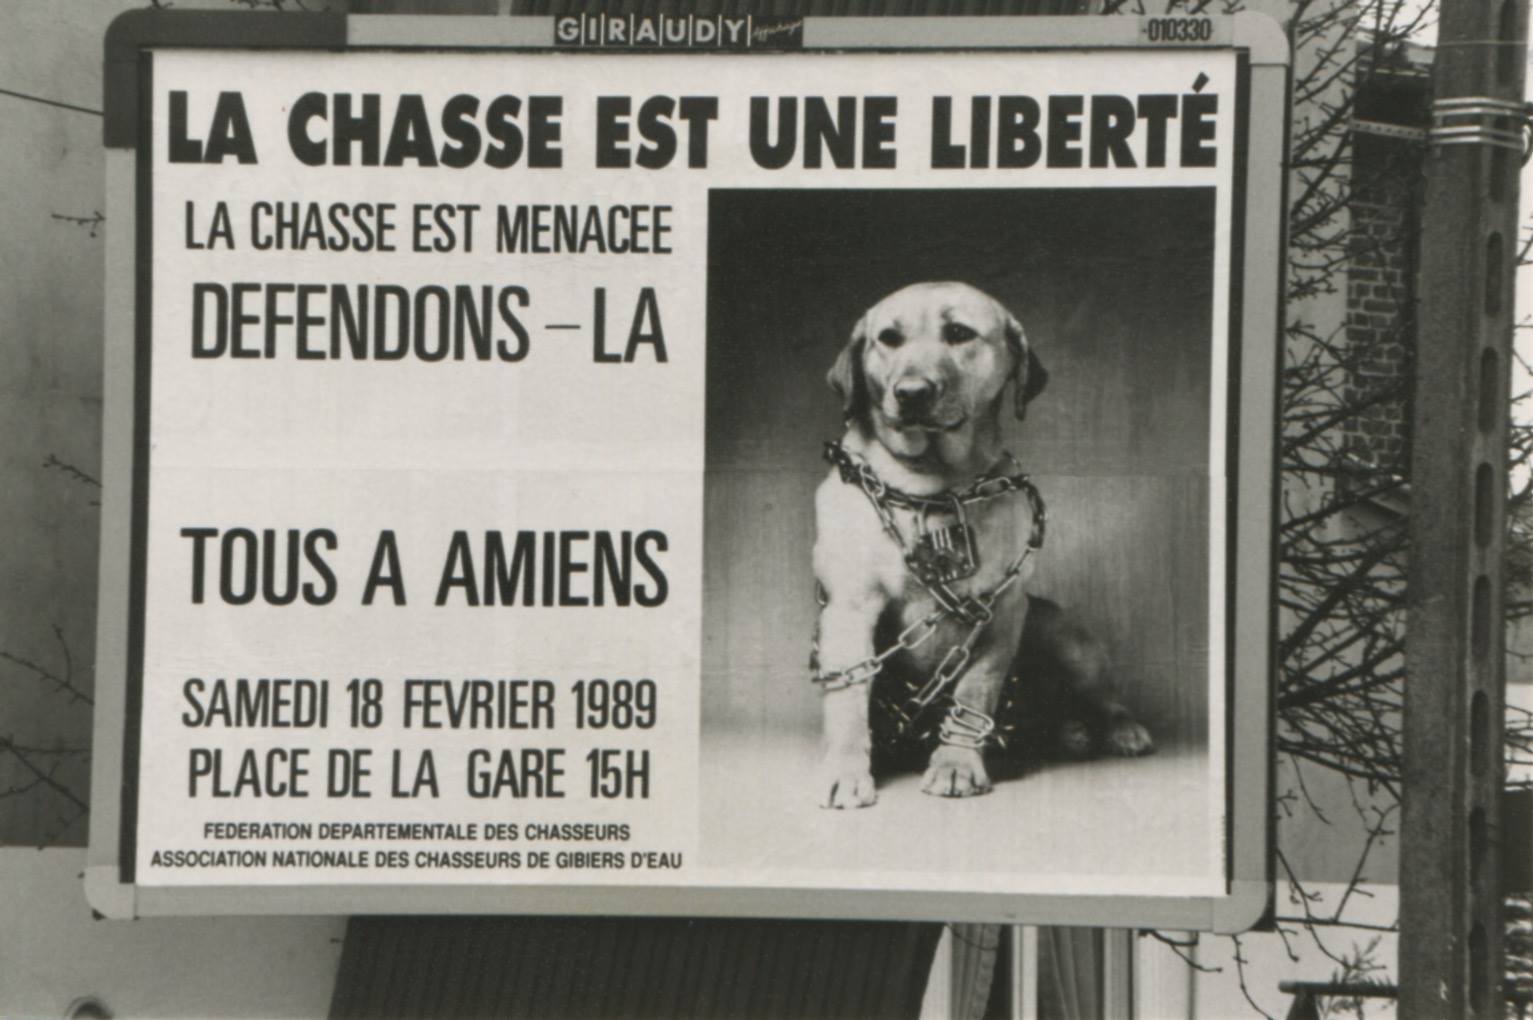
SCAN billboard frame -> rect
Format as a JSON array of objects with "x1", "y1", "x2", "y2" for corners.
[{"x1": 90, "y1": 9, "x2": 1287, "y2": 932}]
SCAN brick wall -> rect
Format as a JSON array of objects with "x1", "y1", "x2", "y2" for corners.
[{"x1": 1342, "y1": 192, "x2": 1415, "y2": 475}]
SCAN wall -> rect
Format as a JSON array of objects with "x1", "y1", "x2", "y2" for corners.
[
  {"x1": 0, "y1": 5, "x2": 348, "y2": 1018},
  {"x1": 1342, "y1": 196, "x2": 1414, "y2": 473},
  {"x1": 0, "y1": 0, "x2": 129, "y2": 847}
]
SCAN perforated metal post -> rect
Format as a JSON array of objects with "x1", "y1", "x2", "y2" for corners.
[{"x1": 1400, "y1": 0, "x2": 1529, "y2": 1011}]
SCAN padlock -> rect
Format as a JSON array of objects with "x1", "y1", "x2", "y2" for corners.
[{"x1": 909, "y1": 498, "x2": 979, "y2": 582}]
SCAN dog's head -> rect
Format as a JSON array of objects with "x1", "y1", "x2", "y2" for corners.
[{"x1": 827, "y1": 282, "x2": 1048, "y2": 455}]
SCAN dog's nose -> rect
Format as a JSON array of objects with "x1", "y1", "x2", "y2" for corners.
[{"x1": 893, "y1": 378, "x2": 937, "y2": 413}]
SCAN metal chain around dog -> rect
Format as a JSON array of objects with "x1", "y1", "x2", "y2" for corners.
[{"x1": 811, "y1": 441, "x2": 1046, "y2": 750}]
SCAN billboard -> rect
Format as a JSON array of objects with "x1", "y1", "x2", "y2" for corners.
[{"x1": 91, "y1": 10, "x2": 1286, "y2": 929}]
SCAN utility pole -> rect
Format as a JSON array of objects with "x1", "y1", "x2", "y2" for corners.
[{"x1": 1401, "y1": 0, "x2": 1529, "y2": 1011}]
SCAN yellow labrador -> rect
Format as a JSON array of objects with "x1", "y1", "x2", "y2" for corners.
[{"x1": 812, "y1": 281, "x2": 1152, "y2": 809}]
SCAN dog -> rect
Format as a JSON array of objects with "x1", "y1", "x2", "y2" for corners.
[{"x1": 811, "y1": 281, "x2": 1153, "y2": 809}]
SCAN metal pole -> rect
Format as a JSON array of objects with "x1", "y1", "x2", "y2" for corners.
[{"x1": 1401, "y1": 0, "x2": 1529, "y2": 1010}]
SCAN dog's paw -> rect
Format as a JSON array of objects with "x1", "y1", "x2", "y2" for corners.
[
  {"x1": 920, "y1": 746, "x2": 992, "y2": 797},
  {"x1": 1057, "y1": 720, "x2": 1093, "y2": 758},
  {"x1": 821, "y1": 757, "x2": 877, "y2": 809},
  {"x1": 1104, "y1": 717, "x2": 1155, "y2": 756}
]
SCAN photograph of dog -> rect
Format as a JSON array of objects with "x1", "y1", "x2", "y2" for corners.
[
  {"x1": 812, "y1": 282, "x2": 1154, "y2": 808},
  {"x1": 700, "y1": 186, "x2": 1222, "y2": 884}
]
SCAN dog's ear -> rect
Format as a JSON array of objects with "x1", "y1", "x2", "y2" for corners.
[
  {"x1": 827, "y1": 315, "x2": 870, "y2": 421},
  {"x1": 1006, "y1": 316, "x2": 1049, "y2": 421}
]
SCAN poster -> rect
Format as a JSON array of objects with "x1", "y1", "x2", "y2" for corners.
[{"x1": 93, "y1": 15, "x2": 1283, "y2": 926}]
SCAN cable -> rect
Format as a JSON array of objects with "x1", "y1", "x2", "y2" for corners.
[{"x1": 0, "y1": 85, "x2": 103, "y2": 117}]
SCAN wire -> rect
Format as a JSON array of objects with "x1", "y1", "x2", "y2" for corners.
[{"x1": 0, "y1": 85, "x2": 103, "y2": 117}]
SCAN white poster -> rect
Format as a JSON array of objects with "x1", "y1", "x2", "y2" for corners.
[{"x1": 121, "y1": 41, "x2": 1253, "y2": 909}]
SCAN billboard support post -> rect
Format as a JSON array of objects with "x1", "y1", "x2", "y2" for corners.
[{"x1": 1401, "y1": 0, "x2": 1528, "y2": 1010}]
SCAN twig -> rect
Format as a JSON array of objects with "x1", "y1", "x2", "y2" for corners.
[{"x1": 50, "y1": 211, "x2": 106, "y2": 238}]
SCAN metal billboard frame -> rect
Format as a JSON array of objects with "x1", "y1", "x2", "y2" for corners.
[{"x1": 90, "y1": 9, "x2": 1288, "y2": 931}]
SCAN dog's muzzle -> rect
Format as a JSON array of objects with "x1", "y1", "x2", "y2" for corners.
[
  {"x1": 893, "y1": 378, "x2": 937, "y2": 413},
  {"x1": 889, "y1": 379, "x2": 968, "y2": 431}
]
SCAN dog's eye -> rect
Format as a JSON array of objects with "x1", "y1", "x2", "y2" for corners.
[
  {"x1": 942, "y1": 322, "x2": 978, "y2": 344},
  {"x1": 876, "y1": 328, "x2": 903, "y2": 347}
]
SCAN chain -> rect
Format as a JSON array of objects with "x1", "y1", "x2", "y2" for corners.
[
  {"x1": 811, "y1": 442, "x2": 1045, "y2": 748},
  {"x1": 938, "y1": 701, "x2": 998, "y2": 750},
  {"x1": 812, "y1": 610, "x2": 945, "y2": 692},
  {"x1": 824, "y1": 440, "x2": 1047, "y2": 551},
  {"x1": 896, "y1": 546, "x2": 1033, "y2": 713}
]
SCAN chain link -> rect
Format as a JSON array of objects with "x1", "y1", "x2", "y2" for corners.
[
  {"x1": 893, "y1": 611, "x2": 946, "y2": 653},
  {"x1": 938, "y1": 701, "x2": 997, "y2": 750},
  {"x1": 908, "y1": 643, "x2": 973, "y2": 710}
]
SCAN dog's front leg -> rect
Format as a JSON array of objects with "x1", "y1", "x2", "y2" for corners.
[
  {"x1": 813, "y1": 480, "x2": 897, "y2": 809},
  {"x1": 813, "y1": 590, "x2": 883, "y2": 808},
  {"x1": 920, "y1": 655, "x2": 1006, "y2": 797},
  {"x1": 921, "y1": 604, "x2": 1027, "y2": 798}
]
